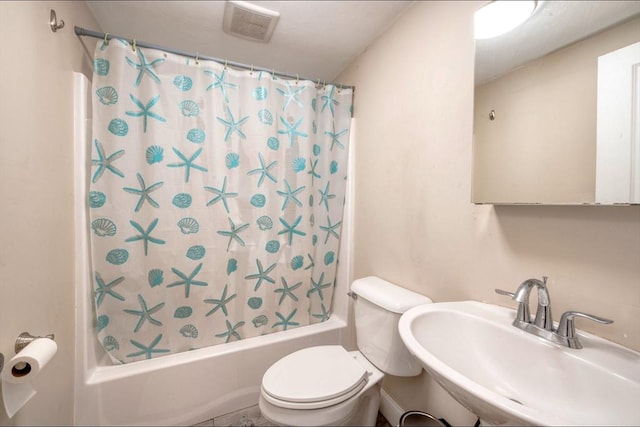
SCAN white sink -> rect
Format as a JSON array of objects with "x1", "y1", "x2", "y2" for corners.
[{"x1": 398, "y1": 301, "x2": 640, "y2": 426}]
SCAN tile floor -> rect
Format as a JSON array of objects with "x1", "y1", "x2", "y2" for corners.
[
  {"x1": 376, "y1": 411, "x2": 393, "y2": 427},
  {"x1": 192, "y1": 405, "x2": 393, "y2": 426}
]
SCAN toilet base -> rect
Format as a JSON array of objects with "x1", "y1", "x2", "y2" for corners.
[{"x1": 259, "y1": 382, "x2": 381, "y2": 427}]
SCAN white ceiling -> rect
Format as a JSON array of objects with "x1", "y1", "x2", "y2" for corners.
[
  {"x1": 475, "y1": 1, "x2": 640, "y2": 85},
  {"x1": 84, "y1": 1, "x2": 640, "y2": 86},
  {"x1": 85, "y1": 1, "x2": 414, "y2": 83}
]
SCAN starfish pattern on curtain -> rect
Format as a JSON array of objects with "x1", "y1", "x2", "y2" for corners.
[{"x1": 88, "y1": 39, "x2": 353, "y2": 363}]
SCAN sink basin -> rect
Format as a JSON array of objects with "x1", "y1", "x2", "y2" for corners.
[{"x1": 398, "y1": 301, "x2": 640, "y2": 426}]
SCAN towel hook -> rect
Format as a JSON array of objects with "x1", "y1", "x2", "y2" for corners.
[{"x1": 49, "y1": 9, "x2": 65, "y2": 32}]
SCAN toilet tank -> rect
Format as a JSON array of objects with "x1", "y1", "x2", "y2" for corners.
[{"x1": 351, "y1": 276, "x2": 432, "y2": 376}]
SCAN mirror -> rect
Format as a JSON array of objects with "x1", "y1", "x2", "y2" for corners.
[{"x1": 472, "y1": 1, "x2": 640, "y2": 205}]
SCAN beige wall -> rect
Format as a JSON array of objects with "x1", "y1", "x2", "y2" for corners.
[
  {"x1": 339, "y1": 0, "x2": 640, "y2": 421},
  {"x1": 1, "y1": 1, "x2": 639, "y2": 425},
  {"x1": 473, "y1": 17, "x2": 640, "y2": 204},
  {"x1": 0, "y1": 2, "x2": 99, "y2": 425}
]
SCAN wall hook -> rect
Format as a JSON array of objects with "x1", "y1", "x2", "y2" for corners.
[
  {"x1": 489, "y1": 109, "x2": 496, "y2": 120},
  {"x1": 50, "y1": 9, "x2": 65, "y2": 32}
]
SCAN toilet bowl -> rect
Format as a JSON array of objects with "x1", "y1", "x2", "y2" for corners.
[
  {"x1": 259, "y1": 346, "x2": 384, "y2": 426},
  {"x1": 259, "y1": 276, "x2": 432, "y2": 426}
]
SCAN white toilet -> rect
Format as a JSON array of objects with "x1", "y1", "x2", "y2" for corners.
[{"x1": 259, "y1": 276, "x2": 432, "y2": 426}]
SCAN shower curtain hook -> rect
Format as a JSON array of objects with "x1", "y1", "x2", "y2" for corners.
[
  {"x1": 131, "y1": 39, "x2": 136, "y2": 52},
  {"x1": 195, "y1": 52, "x2": 199, "y2": 65},
  {"x1": 224, "y1": 59, "x2": 228, "y2": 70},
  {"x1": 272, "y1": 69, "x2": 276, "y2": 80},
  {"x1": 296, "y1": 74, "x2": 299, "y2": 85},
  {"x1": 249, "y1": 64, "x2": 254, "y2": 75},
  {"x1": 103, "y1": 32, "x2": 109, "y2": 45}
]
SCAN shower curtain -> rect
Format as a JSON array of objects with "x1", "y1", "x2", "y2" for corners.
[{"x1": 89, "y1": 39, "x2": 352, "y2": 363}]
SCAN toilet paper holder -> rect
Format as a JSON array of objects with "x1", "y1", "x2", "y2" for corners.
[
  {"x1": 0, "y1": 332, "x2": 55, "y2": 375},
  {"x1": 15, "y1": 332, "x2": 55, "y2": 354}
]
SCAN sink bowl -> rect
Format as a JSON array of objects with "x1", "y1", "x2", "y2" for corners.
[{"x1": 398, "y1": 301, "x2": 640, "y2": 426}]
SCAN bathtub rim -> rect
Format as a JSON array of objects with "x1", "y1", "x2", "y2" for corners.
[{"x1": 86, "y1": 317, "x2": 348, "y2": 385}]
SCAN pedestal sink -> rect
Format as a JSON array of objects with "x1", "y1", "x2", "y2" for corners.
[{"x1": 398, "y1": 301, "x2": 640, "y2": 426}]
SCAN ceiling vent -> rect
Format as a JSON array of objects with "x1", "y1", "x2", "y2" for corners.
[{"x1": 223, "y1": 1, "x2": 280, "y2": 43}]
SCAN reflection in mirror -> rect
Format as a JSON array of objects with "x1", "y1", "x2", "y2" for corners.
[
  {"x1": 596, "y1": 41, "x2": 640, "y2": 203},
  {"x1": 472, "y1": 1, "x2": 640, "y2": 205}
]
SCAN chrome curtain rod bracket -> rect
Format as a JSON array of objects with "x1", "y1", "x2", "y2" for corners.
[{"x1": 73, "y1": 26, "x2": 356, "y2": 92}]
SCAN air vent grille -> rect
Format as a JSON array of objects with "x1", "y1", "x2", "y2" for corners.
[{"x1": 223, "y1": 1, "x2": 280, "y2": 43}]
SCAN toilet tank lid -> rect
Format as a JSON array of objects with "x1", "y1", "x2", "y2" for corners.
[{"x1": 351, "y1": 276, "x2": 432, "y2": 313}]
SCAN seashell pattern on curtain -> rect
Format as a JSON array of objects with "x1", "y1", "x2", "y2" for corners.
[{"x1": 88, "y1": 40, "x2": 352, "y2": 363}]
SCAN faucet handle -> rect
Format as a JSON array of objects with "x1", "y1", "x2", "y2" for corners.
[
  {"x1": 495, "y1": 289, "x2": 530, "y2": 324},
  {"x1": 495, "y1": 289, "x2": 515, "y2": 298},
  {"x1": 557, "y1": 311, "x2": 613, "y2": 337},
  {"x1": 556, "y1": 311, "x2": 614, "y2": 349}
]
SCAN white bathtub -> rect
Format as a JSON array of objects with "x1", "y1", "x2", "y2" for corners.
[{"x1": 72, "y1": 73, "x2": 356, "y2": 426}]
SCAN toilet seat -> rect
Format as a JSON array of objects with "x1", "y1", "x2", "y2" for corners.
[{"x1": 261, "y1": 345, "x2": 369, "y2": 410}]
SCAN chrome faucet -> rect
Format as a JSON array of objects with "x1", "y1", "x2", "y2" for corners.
[
  {"x1": 495, "y1": 276, "x2": 552, "y2": 329},
  {"x1": 513, "y1": 276, "x2": 553, "y2": 330},
  {"x1": 496, "y1": 276, "x2": 613, "y2": 349}
]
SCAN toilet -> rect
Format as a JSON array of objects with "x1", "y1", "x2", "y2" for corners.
[{"x1": 259, "y1": 276, "x2": 432, "y2": 426}]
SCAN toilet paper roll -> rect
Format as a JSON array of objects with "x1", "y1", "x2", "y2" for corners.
[
  {"x1": 2, "y1": 338, "x2": 57, "y2": 384},
  {"x1": 2, "y1": 338, "x2": 57, "y2": 418}
]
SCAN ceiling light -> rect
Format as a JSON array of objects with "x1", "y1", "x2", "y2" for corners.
[{"x1": 475, "y1": 0, "x2": 537, "y2": 40}]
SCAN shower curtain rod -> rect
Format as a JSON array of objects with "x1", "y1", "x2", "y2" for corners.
[{"x1": 74, "y1": 26, "x2": 356, "y2": 91}]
